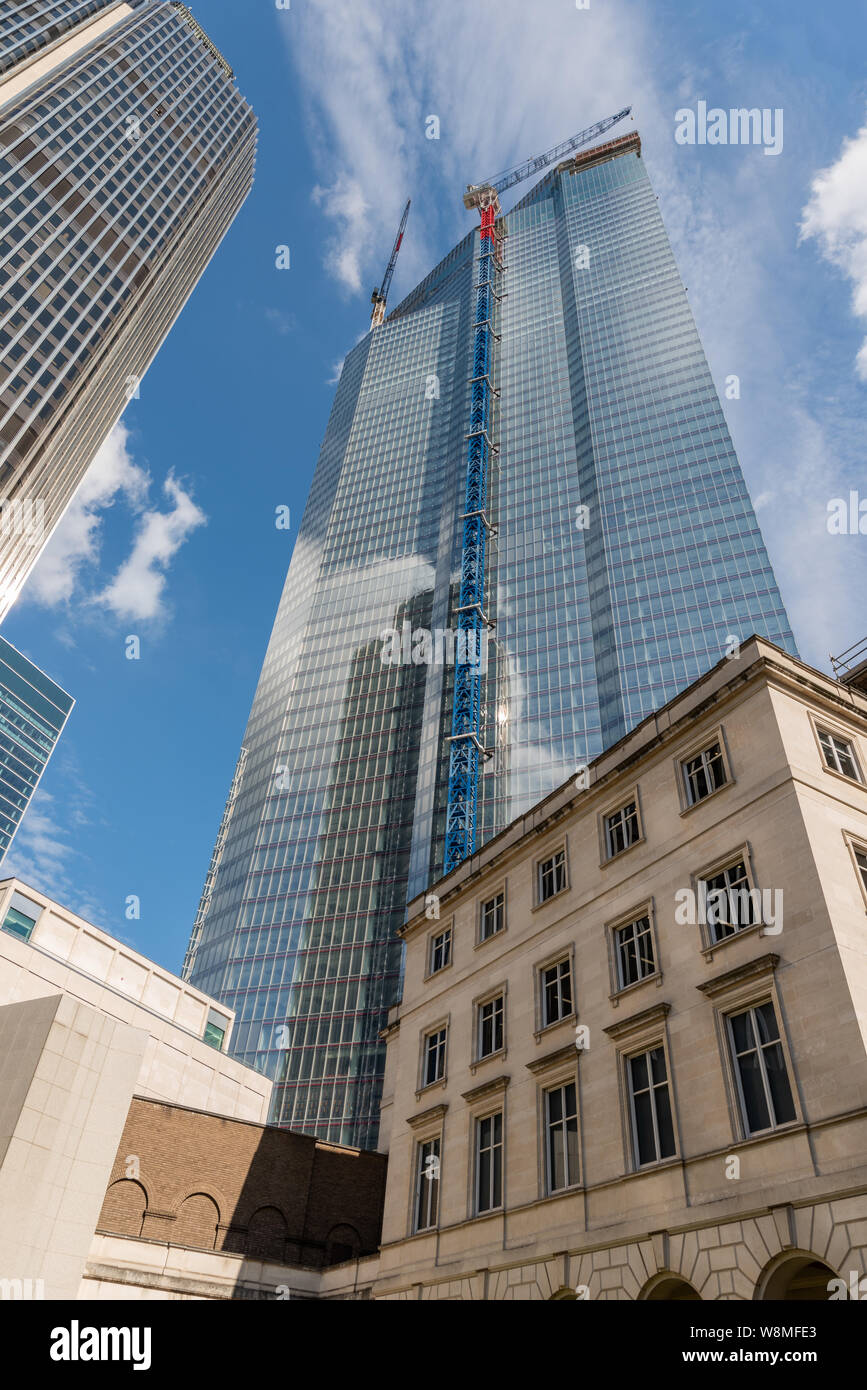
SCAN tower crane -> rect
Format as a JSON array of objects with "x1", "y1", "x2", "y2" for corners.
[
  {"x1": 370, "y1": 198, "x2": 411, "y2": 328},
  {"x1": 444, "y1": 108, "x2": 633, "y2": 874}
]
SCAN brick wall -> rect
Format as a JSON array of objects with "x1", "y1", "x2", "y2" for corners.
[{"x1": 96, "y1": 1098, "x2": 387, "y2": 1267}]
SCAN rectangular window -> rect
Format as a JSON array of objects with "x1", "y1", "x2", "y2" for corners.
[
  {"x1": 478, "y1": 995, "x2": 504, "y2": 1058},
  {"x1": 423, "y1": 1027, "x2": 447, "y2": 1086},
  {"x1": 480, "y1": 892, "x2": 505, "y2": 941},
  {"x1": 701, "y1": 859, "x2": 755, "y2": 942},
  {"x1": 1, "y1": 906, "x2": 36, "y2": 941},
  {"x1": 628, "y1": 1046, "x2": 676, "y2": 1166},
  {"x1": 683, "y1": 741, "x2": 727, "y2": 805},
  {"x1": 605, "y1": 800, "x2": 640, "y2": 857},
  {"x1": 545, "y1": 1082, "x2": 579, "y2": 1192},
  {"x1": 615, "y1": 915, "x2": 655, "y2": 987},
  {"x1": 476, "y1": 1111, "x2": 503, "y2": 1213},
  {"x1": 541, "y1": 958, "x2": 573, "y2": 1026},
  {"x1": 414, "y1": 1137, "x2": 440, "y2": 1232},
  {"x1": 429, "y1": 926, "x2": 451, "y2": 974},
  {"x1": 856, "y1": 847, "x2": 867, "y2": 896},
  {"x1": 538, "y1": 848, "x2": 567, "y2": 902},
  {"x1": 818, "y1": 729, "x2": 862, "y2": 782},
  {"x1": 727, "y1": 1003, "x2": 796, "y2": 1134}
]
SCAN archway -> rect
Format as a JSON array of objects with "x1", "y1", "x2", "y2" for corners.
[
  {"x1": 640, "y1": 1273, "x2": 701, "y2": 1301},
  {"x1": 247, "y1": 1206, "x2": 289, "y2": 1263},
  {"x1": 174, "y1": 1192, "x2": 220, "y2": 1250},
  {"x1": 97, "y1": 1179, "x2": 147, "y2": 1237},
  {"x1": 757, "y1": 1252, "x2": 838, "y2": 1301}
]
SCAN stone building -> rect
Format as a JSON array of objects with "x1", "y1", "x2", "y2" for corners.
[
  {"x1": 0, "y1": 881, "x2": 384, "y2": 1300},
  {"x1": 374, "y1": 637, "x2": 867, "y2": 1300}
]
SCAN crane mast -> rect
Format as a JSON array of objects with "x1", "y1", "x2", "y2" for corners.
[{"x1": 444, "y1": 108, "x2": 632, "y2": 874}]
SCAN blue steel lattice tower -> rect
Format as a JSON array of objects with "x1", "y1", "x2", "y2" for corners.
[{"x1": 185, "y1": 130, "x2": 797, "y2": 1148}]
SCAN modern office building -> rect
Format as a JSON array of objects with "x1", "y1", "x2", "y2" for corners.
[
  {"x1": 0, "y1": 635, "x2": 72, "y2": 860},
  {"x1": 0, "y1": 0, "x2": 256, "y2": 618},
  {"x1": 0, "y1": 875, "x2": 274, "y2": 1298},
  {"x1": 185, "y1": 131, "x2": 797, "y2": 1149}
]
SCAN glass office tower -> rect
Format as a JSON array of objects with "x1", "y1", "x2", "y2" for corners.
[
  {"x1": 185, "y1": 132, "x2": 797, "y2": 1147},
  {"x1": 0, "y1": 0, "x2": 256, "y2": 618},
  {"x1": 0, "y1": 635, "x2": 72, "y2": 859}
]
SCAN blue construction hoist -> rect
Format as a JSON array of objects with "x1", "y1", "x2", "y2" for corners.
[{"x1": 443, "y1": 108, "x2": 632, "y2": 875}]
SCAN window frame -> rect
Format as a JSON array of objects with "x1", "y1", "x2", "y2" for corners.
[
  {"x1": 697, "y1": 952, "x2": 801, "y2": 1144},
  {"x1": 412, "y1": 1134, "x2": 441, "y2": 1233},
  {"x1": 625, "y1": 1043, "x2": 678, "y2": 1169},
  {"x1": 426, "y1": 920, "x2": 453, "y2": 979},
  {"x1": 812, "y1": 717, "x2": 864, "y2": 786},
  {"x1": 676, "y1": 727, "x2": 733, "y2": 814},
  {"x1": 843, "y1": 832, "x2": 867, "y2": 909},
  {"x1": 471, "y1": 981, "x2": 508, "y2": 1071},
  {"x1": 474, "y1": 1109, "x2": 504, "y2": 1216},
  {"x1": 476, "y1": 884, "x2": 507, "y2": 946},
  {"x1": 418, "y1": 1020, "x2": 449, "y2": 1093},
  {"x1": 543, "y1": 1079, "x2": 580, "y2": 1194},
  {"x1": 725, "y1": 1000, "x2": 797, "y2": 1138},
  {"x1": 691, "y1": 842, "x2": 766, "y2": 957},
  {"x1": 606, "y1": 900, "x2": 660, "y2": 999},
  {"x1": 537, "y1": 953, "x2": 575, "y2": 1032},
  {"x1": 534, "y1": 842, "x2": 569, "y2": 907},
  {"x1": 599, "y1": 786, "x2": 644, "y2": 863}
]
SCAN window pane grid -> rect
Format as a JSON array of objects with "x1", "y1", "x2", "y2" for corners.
[
  {"x1": 728, "y1": 1003, "x2": 795, "y2": 1134},
  {"x1": 684, "y1": 742, "x2": 726, "y2": 804},
  {"x1": 414, "y1": 1136, "x2": 440, "y2": 1231},
  {"x1": 476, "y1": 1111, "x2": 503, "y2": 1213},
  {"x1": 542, "y1": 958, "x2": 572, "y2": 1025},
  {"x1": 615, "y1": 915, "x2": 655, "y2": 987},
  {"x1": 628, "y1": 1045, "x2": 676, "y2": 1165},
  {"x1": 605, "y1": 800, "x2": 639, "y2": 856},
  {"x1": 545, "y1": 1081, "x2": 578, "y2": 1192}
]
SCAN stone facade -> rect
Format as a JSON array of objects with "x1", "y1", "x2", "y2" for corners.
[{"x1": 375, "y1": 638, "x2": 867, "y2": 1300}]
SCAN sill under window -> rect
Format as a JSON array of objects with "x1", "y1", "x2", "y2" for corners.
[
  {"x1": 415, "y1": 1077, "x2": 447, "y2": 1101},
  {"x1": 532, "y1": 885, "x2": 569, "y2": 912},
  {"x1": 679, "y1": 779, "x2": 731, "y2": 817},
  {"x1": 820, "y1": 762, "x2": 865, "y2": 792},
  {"x1": 469, "y1": 1046, "x2": 507, "y2": 1075},
  {"x1": 600, "y1": 834, "x2": 645, "y2": 868},
  {"x1": 423, "y1": 959, "x2": 453, "y2": 983},
  {"x1": 608, "y1": 971, "x2": 662, "y2": 1006},
  {"x1": 701, "y1": 917, "x2": 769, "y2": 963},
  {"x1": 534, "y1": 1011, "x2": 577, "y2": 1042},
  {"x1": 474, "y1": 927, "x2": 506, "y2": 951}
]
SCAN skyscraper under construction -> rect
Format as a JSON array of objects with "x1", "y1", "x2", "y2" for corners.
[{"x1": 185, "y1": 128, "x2": 797, "y2": 1148}]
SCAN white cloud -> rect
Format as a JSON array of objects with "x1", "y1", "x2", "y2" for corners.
[
  {"x1": 94, "y1": 473, "x2": 206, "y2": 622},
  {"x1": 23, "y1": 421, "x2": 206, "y2": 624},
  {"x1": 285, "y1": 0, "x2": 656, "y2": 299},
  {"x1": 1, "y1": 788, "x2": 104, "y2": 925},
  {"x1": 801, "y1": 117, "x2": 867, "y2": 380},
  {"x1": 26, "y1": 421, "x2": 149, "y2": 606}
]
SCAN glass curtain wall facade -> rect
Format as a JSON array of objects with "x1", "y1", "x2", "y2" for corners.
[
  {"x1": 0, "y1": 0, "x2": 256, "y2": 618},
  {"x1": 0, "y1": 634, "x2": 72, "y2": 859},
  {"x1": 185, "y1": 134, "x2": 797, "y2": 1148}
]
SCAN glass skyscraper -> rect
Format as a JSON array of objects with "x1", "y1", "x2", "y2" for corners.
[
  {"x1": 185, "y1": 131, "x2": 797, "y2": 1148},
  {"x1": 0, "y1": 634, "x2": 72, "y2": 860},
  {"x1": 0, "y1": 0, "x2": 256, "y2": 618}
]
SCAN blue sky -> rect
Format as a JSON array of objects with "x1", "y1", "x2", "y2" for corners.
[{"x1": 4, "y1": 0, "x2": 866, "y2": 971}]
